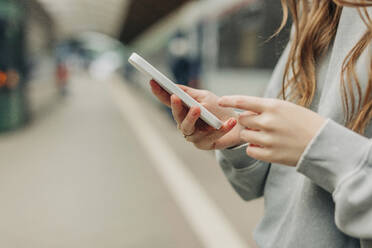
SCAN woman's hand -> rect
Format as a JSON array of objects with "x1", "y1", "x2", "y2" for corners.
[
  {"x1": 218, "y1": 96, "x2": 326, "y2": 166},
  {"x1": 150, "y1": 80, "x2": 243, "y2": 150}
]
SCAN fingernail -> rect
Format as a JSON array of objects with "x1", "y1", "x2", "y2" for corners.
[{"x1": 228, "y1": 119, "x2": 236, "y2": 126}]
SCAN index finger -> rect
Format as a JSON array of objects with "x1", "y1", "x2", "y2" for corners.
[
  {"x1": 177, "y1": 84, "x2": 201, "y2": 99},
  {"x1": 150, "y1": 80, "x2": 171, "y2": 107},
  {"x1": 218, "y1": 95, "x2": 266, "y2": 113}
]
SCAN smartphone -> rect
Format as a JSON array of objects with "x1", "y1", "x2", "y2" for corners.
[{"x1": 128, "y1": 53, "x2": 223, "y2": 129}]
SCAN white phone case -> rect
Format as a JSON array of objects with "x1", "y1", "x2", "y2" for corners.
[{"x1": 128, "y1": 53, "x2": 223, "y2": 129}]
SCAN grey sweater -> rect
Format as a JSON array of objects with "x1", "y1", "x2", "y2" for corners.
[{"x1": 216, "y1": 7, "x2": 372, "y2": 248}]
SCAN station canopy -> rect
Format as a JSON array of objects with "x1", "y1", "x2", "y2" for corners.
[{"x1": 36, "y1": 0, "x2": 192, "y2": 43}]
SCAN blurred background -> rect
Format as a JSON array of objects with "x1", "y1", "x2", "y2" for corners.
[{"x1": 0, "y1": 0, "x2": 290, "y2": 247}]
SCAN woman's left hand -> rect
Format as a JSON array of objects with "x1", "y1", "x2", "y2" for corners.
[{"x1": 218, "y1": 96, "x2": 326, "y2": 166}]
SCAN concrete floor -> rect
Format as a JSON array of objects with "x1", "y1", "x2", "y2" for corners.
[{"x1": 0, "y1": 73, "x2": 263, "y2": 248}]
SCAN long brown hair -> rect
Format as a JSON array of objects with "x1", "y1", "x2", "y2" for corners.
[{"x1": 278, "y1": 0, "x2": 372, "y2": 134}]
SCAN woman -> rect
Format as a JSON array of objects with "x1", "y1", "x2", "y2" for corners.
[{"x1": 150, "y1": 1, "x2": 372, "y2": 247}]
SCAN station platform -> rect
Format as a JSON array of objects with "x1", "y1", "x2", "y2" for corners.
[{"x1": 0, "y1": 73, "x2": 263, "y2": 248}]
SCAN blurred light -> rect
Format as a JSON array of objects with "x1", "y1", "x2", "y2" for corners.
[
  {"x1": 169, "y1": 37, "x2": 190, "y2": 57},
  {"x1": 36, "y1": 0, "x2": 130, "y2": 39},
  {"x1": 0, "y1": 71, "x2": 7, "y2": 88},
  {"x1": 89, "y1": 51, "x2": 123, "y2": 80}
]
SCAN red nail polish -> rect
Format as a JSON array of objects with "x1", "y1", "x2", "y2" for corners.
[{"x1": 228, "y1": 119, "x2": 236, "y2": 126}]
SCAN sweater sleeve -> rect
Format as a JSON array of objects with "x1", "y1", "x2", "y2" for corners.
[
  {"x1": 296, "y1": 119, "x2": 372, "y2": 239},
  {"x1": 216, "y1": 145, "x2": 270, "y2": 201},
  {"x1": 215, "y1": 41, "x2": 290, "y2": 202}
]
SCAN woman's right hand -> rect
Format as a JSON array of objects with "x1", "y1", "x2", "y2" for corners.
[{"x1": 150, "y1": 80, "x2": 243, "y2": 150}]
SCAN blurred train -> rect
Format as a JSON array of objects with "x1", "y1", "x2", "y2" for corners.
[
  {"x1": 127, "y1": 0, "x2": 290, "y2": 99},
  {"x1": 0, "y1": 0, "x2": 56, "y2": 132}
]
